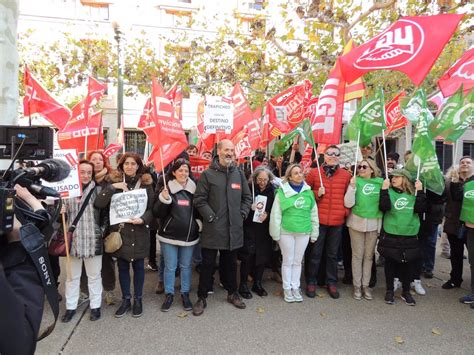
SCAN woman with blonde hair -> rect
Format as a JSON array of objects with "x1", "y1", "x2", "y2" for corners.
[
  {"x1": 344, "y1": 158, "x2": 383, "y2": 300},
  {"x1": 270, "y1": 164, "x2": 319, "y2": 303}
]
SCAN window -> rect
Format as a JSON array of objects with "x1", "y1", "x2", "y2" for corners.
[
  {"x1": 435, "y1": 141, "x2": 453, "y2": 173},
  {"x1": 463, "y1": 141, "x2": 474, "y2": 157},
  {"x1": 125, "y1": 130, "x2": 146, "y2": 158}
]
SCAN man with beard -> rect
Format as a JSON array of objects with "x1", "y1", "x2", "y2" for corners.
[
  {"x1": 192, "y1": 139, "x2": 252, "y2": 315},
  {"x1": 386, "y1": 152, "x2": 400, "y2": 174}
]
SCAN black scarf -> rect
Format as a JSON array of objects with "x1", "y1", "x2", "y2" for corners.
[{"x1": 322, "y1": 164, "x2": 338, "y2": 178}]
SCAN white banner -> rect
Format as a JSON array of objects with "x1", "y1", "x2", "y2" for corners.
[
  {"x1": 42, "y1": 149, "x2": 82, "y2": 199},
  {"x1": 203, "y1": 96, "x2": 233, "y2": 133},
  {"x1": 109, "y1": 189, "x2": 148, "y2": 225},
  {"x1": 338, "y1": 142, "x2": 362, "y2": 168}
]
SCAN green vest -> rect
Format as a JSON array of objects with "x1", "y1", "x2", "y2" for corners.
[
  {"x1": 352, "y1": 177, "x2": 383, "y2": 219},
  {"x1": 460, "y1": 180, "x2": 474, "y2": 224},
  {"x1": 383, "y1": 189, "x2": 420, "y2": 236},
  {"x1": 277, "y1": 188, "x2": 315, "y2": 233}
]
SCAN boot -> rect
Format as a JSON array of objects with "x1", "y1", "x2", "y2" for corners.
[
  {"x1": 115, "y1": 299, "x2": 131, "y2": 318},
  {"x1": 132, "y1": 298, "x2": 143, "y2": 317},
  {"x1": 181, "y1": 293, "x2": 193, "y2": 311},
  {"x1": 192, "y1": 297, "x2": 207, "y2": 316},
  {"x1": 238, "y1": 283, "x2": 253, "y2": 299},
  {"x1": 251, "y1": 281, "x2": 268, "y2": 297}
]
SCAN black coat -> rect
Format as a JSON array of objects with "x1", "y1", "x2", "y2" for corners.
[
  {"x1": 241, "y1": 183, "x2": 275, "y2": 265},
  {"x1": 153, "y1": 179, "x2": 200, "y2": 246},
  {"x1": 94, "y1": 171, "x2": 154, "y2": 262},
  {"x1": 194, "y1": 158, "x2": 252, "y2": 251}
]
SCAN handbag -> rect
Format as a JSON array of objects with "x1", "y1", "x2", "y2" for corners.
[
  {"x1": 104, "y1": 223, "x2": 124, "y2": 253},
  {"x1": 48, "y1": 188, "x2": 95, "y2": 257}
]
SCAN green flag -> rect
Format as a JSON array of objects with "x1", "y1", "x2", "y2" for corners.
[
  {"x1": 400, "y1": 89, "x2": 434, "y2": 124},
  {"x1": 405, "y1": 100, "x2": 445, "y2": 195},
  {"x1": 272, "y1": 119, "x2": 314, "y2": 157},
  {"x1": 347, "y1": 88, "x2": 386, "y2": 147},
  {"x1": 429, "y1": 86, "x2": 464, "y2": 139}
]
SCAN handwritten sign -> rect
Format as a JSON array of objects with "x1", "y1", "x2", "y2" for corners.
[
  {"x1": 110, "y1": 189, "x2": 148, "y2": 225},
  {"x1": 42, "y1": 149, "x2": 81, "y2": 199}
]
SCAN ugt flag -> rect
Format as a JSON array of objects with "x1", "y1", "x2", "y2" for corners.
[{"x1": 339, "y1": 14, "x2": 463, "y2": 86}]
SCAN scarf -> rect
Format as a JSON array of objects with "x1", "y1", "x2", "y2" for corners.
[
  {"x1": 66, "y1": 181, "x2": 98, "y2": 258},
  {"x1": 323, "y1": 164, "x2": 339, "y2": 178}
]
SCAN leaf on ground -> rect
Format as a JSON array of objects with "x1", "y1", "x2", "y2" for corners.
[
  {"x1": 320, "y1": 312, "x2": 327, "y2": 317},
  {"x1": 256, "y1": 307, "x2": 265, "y2": 314},
  {"x1": 177, "y1": 312, "x2": 188, "y2": 318},
  {"x1": 395, "y1": 336, "x2": 405, "y2": 344},
  {"x1": 316, "y1": 293, "x2": 325, "y2": 298},
  {"x1": 426, "y1": 283, "x2": 435, "y2": 288},
  {"x1": 432, "y1": 328, "x2": 442, "y2": 336},
  {"x1": 273, "y1": 290, "x2": 283, "y2": 297}
]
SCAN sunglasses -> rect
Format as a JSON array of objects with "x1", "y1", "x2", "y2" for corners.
[
  {"x1": 357, "y1": 165, "x2": 369, "y2": 170},
  {"x1": 325, "y1": 151, "x2": 340, "y2": 157}
]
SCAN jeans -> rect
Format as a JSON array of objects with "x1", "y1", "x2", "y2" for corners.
[
  {"x1": 192, "y1": 241, "x2": 203, "y2": 265},
  {"x1": 414, "y1": 221, "x2": 438, "y2": 278},
  {"x1": 197, "y1": 248, "x2": 238, "y2": 299},
  {"x1": 279, "y1": 234, "x2": 310, "y2": 290},
  {"x1": 161, "y1": 242, "x2": 194, "y2": 295},
  {"x1": 305, "y1": 224, "x2": 343, "y2": 286},
  {"x1": 117, "y1": 258, "x2": 144, "y2": 300}
]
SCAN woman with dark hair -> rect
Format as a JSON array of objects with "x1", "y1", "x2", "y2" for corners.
[
  {"x1": 95, "y1": 153, "x2": 154, "y2": 318},
  {"x1": 153, "y1": 159, "x2": 201, "y2": 312},
  {"x1": 239, "y1": 167, "x2": 275, "y2": 298},
  {"x1": 344, "y1": 159, "x2": 383, "y2": 300},
  {"x1": 61, "y1": 160, "x2": 104, "y2": 323},
  {"x1": 378, "y1": 169, "x2": 426, "y2": 306}
]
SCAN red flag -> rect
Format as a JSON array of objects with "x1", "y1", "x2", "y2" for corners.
[
  {"x1": 23, "y1": 67, "x2": 71, "y2": 129},
  {"x1": 311, "y1": 62, "x2": 345, "y2": 144},
  {"x1": 385, "y1": 92, "x2": 408, "y2": 134},
  {"x1": 232, "y1": 131, "x2": 253, "y2": 159},
  {"x1": 339, "y1": 14, "x2": 463, "y2": 86},
  {"x1": 342, "y1": 40, "x2": 366, "y2": 101},
  {"x1": 84, "y1": 77, "x2": 107, "y2": 123},
  {"x1": 196, "y1": 100, "x2": 216, "y2": 151},
  {"x1": 300, "y1": 143, "x2": 313, "y2": 175},
  {"x1": 148, "y1": 78, "x2": 188, "y2": 173},
  {"x1": 57, "y1": 111, "x2": 104, "y2": 153},
  {"x1": 228, "y1": 82, "x2": 254, "y2": 137},
  {"x1": 103, "y1": 143, "x2": 123, "y2": 159},
  {"x1": 189, "y1": 156, "x2": 211, "y2": 180},
  {"x1": 438, "y1": 47, "x2": 474, "y2": 97},
  {"x1": 137, "y1": 98, "x2": 158, "y2": 143},
  {"x1": 266, "y1": 80, "x2": 312, "y2": 134},
  {"x1": 166, "y1": 83, "x2": 183, "y2": 120}
]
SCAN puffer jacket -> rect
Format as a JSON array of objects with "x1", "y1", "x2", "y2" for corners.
[
  {"x1": 153, "y1": 178, "x2": 200, "y2": 246},
  {"x1": 194, "y1": 157, "x2": 252, "y2": 251},
  {"x1": 94, "y1": 170, "x2": 154, "y2": 262},
  {"x1": 305, "y1": 165, "x2": 351, "y2": 226}
]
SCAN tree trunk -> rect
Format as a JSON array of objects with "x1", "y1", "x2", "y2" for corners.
[{"x1": 0, "y1": 0, "x2": 19, "y2": 125}]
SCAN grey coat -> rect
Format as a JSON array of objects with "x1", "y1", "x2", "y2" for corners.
[{"x1": 194, "y1": 158, "x2": 252, "y2": 251}]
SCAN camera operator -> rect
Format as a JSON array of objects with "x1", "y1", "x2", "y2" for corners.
[{"x1": 0, "y1": 184, "x2": 58, "y2": 355}]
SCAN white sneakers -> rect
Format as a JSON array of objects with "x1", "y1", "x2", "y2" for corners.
[
  {"x1": 284, "y1": 289, "x2": 303, "y2": 303},
  {"x1": 412, "y1": 280, "x2": 426, "y2": 295}
]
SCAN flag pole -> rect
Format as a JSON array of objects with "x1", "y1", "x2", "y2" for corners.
[
  {"x1": 381, "y1": 130, "x2": 388, "y2": 178},
  {"x1": 96, "y1": 112, "x2": 103, "y2": 151},
  {"x1": 250, "y1": 154, "x2": 255, "y2": 203},
  {"x1": 159, "y1": 147, "x2": 167, "y2": 188},
  {"x1": 353, "y1": 130, "x2": 361, "y2": 177},
  {"x1": 144, "y1": 141, "x2": 149, "y2": 164},
  {"x1": 415, "y1": 160, "x2": 422, "y2": 197},
  {"x1": 84, "y1": 124, "x2": 88, "y2": 158},
  {"x1": 61, "y1": 202, "x2": 72, "y2": 282}
]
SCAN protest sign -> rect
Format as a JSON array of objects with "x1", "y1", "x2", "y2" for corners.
[
  {"x1": 252, "y1": 195, "x2": 268, "y2": 223},
  {"x1": 110, "y1": 189, "x2": 148, "y2": 225},
  {"x1": 42, "y1": 149, "x2": 81, "y2": 199},
  {"x1": 203, "y1": 96, "x2": 233, "y2": 133}
]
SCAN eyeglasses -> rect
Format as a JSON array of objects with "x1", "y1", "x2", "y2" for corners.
[
  {"x1": 357, "y1": 165, "x2": 369, "y2": 170},
  {"x1": 325, "y1": 151, "x2": 340, "y2": 157},
  {"x1": 256, "y1": 178, "x2": 269, "y2": 182}
]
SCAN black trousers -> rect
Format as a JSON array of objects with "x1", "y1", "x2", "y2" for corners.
[
  {"x1": 149, "y1": 229, "x2": 157, "y2": 263},
  {"x1": 198, "y1": 248, "x2": 237, "y2": 299},
  {"x1": 447, "y1": 233, "x2": 466, "y2": 286},
  {"x1": 384, "y1": 258, "x2": 413, "y2": 293},
  {"x1": 240, "y1": 252, "x2": 265, "y2": 285}
]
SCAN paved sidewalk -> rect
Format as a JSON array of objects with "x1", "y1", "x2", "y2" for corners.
[{"x1": 36, "y1": 250, "x2": 472, "y2": 354}]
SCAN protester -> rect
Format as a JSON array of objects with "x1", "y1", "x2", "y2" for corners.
[
  {"x1": 192, "y1": 139, "x2": 252, "y2": 316},
  {"x1": 442, "y1": 158, "x2": 473, "y2": 290},
  {"x1": 361, "y1": 144, "x2": 374, "y2": 160},
  {"x1": 239, "y1": 167, "x2": 275, "y2": 299},
  {"x1": 61, "y1": 160, "x2": 104, "y2": 323},
  {"x1": 344, "y1": 159, "x2": 383, "y2": 300},
  {"x1": 201, "y1": 151, "x2": 212, "y2": 161},
  {"x1": 95, "y1": 153, "x2": 154, "y2": 318},
  {"x1": 186, "y1": 144, "x2": 198, "y2": 157},
  {"x1": 270, "y1": 164, "x2": 319, "y2": 303},
  {"x1": 85, "y1": 151, "x2": 117, "y2": 306},
  {"x1": 304, "y1": 145, "x2": 351, "y2": 299},
  {"x1": 449, "y1": 156, "x2": 474, "y2": 309},
  {"x1": 153, "y1": 159, "x2": 200, "y2": 312},
  {"x1": 272, "y1": 155, "x2": 288, "y2": 179},
  {"x1": 386, "y1": 152, "x2": 400, "y2": 173},
  {"x1": 378, "y1": 169, "x2": 426, "y2": 306}
]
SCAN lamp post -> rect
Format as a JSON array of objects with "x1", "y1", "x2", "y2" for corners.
[{"x1": 112, "y1": 21, "x2": 124, "y2": 130}]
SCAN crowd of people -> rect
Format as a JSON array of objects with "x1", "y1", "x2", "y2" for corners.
[{"x1": 50, "y1": 140, "x2": 474, "y2": 322}]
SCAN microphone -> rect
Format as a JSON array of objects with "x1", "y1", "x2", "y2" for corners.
[{"x1": 23, "y1": 159, "x2": 71, "y2": 182}]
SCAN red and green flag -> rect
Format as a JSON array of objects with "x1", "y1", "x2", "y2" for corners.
[{"x1": 272, "y1": 119, "x2": 314, "y2": 157}]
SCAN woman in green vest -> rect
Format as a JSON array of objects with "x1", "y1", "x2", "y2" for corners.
[
  {"x1": 270, "y1": 164, "x2": 319, "y2": 303},
  {"x1": 379, "y1": 169, "x2": 426, "y2": 306},
  {"x1": 344, "y1": 159, "x2": 383, "y2": 301}
]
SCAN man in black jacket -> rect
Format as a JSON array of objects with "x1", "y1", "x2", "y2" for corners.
[{"x1": 192, "y1": 139, "x2": 252, "y2": 316}]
